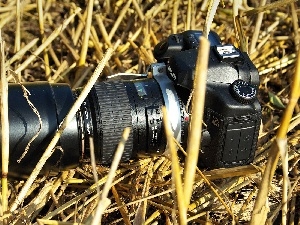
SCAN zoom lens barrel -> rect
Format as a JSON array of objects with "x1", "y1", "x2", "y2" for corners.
[{"x1": 1, "y1": 78, "x2": 174, "y2": 177}]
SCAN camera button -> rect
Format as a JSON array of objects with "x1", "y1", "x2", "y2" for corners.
[{"x1": 230, "y1": 79, "x2": 256, "y2": 104}]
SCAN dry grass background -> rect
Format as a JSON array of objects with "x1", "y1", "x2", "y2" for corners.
[{"x1": 0, "y1": 0, "x2": 300, "y2": 224}]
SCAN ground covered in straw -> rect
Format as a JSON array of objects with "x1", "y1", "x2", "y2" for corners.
[{"x1": 0, "y1": 0, "x2": 300, "y2": 224}]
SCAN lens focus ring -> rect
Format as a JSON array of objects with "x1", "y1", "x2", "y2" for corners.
[{"x1": 90, "y1": 82, "x2": 133, "y2": 164}]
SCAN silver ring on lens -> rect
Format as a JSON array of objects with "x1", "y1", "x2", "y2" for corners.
[{"x1": 150, "y1": 63, "x2": 181, "y2": 143}]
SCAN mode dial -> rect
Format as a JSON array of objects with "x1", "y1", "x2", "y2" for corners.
[{"x1": 230, "y1": 79, "x2": 256, "y2": 104}]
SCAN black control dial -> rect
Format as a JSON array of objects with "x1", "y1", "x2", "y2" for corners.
[{"x1": 230, "y1": 80, "x2": 256, "y2": 104}]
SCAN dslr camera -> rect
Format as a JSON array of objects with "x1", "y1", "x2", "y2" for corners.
[{"x1": 2, "y1": 31, "x2": 261, "y2": 177}]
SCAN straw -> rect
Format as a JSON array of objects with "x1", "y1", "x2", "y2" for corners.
[
  {"x1": 111, "y1": 186, "x2": 131, "y2": 225},
  {"x1": 6, "y1": 38, "x2": 39, "y2": 67},
  {"x1": 14, "y1": 0, "x2": 20, "y2": 53},
  {"x1": 108, "y1": 0, "x2": 133, "y2": 41},
  {"x1": 186, "y1": 0, "x2": 192, "y2": 30},
  {"x1": 203, "y1": 0, "x2": 220, "y2": 38},
  {"x1": 90, "y1": 127, "x2": 130, "y2": 224},
  {"x1": 250, "y1": 41, "x2": 300, "y2": 225},
  {"x1": 78, "y1": 0, "x2": 94, "y2": 67},
  {"x1": 249, "y1": 0, "x2": 267, "y2": 54},
  {"x1": 183, "y1": 36, "x2": 210, "y2": 207},
  {"x1": 172, "y1": 0, "x2": 180, "y2": 33},
  {"x1": 243, "y1": 0, "x2": 297, "y2": 17},
  {"x1": 162, "y1": 107, "x2": 186, "y2": 224},
  {"x1": 9, "y1": 7, "x2": 81, "y2": 79},
  {"x1": 290, "y1": 2, "x2": 299, "y2": 52},
  {"x1": 37, "y1": 0, "x2": 51, "y2": 78},
  {"x1": 0, "y1": 29, "x2": 9, "y2": 220}
]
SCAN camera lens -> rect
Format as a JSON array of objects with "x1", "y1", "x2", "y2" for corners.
[{"x1": 3, "y1": 77, "x2": 177, "y2": 177}]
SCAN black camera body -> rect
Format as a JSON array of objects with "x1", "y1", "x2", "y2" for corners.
[
  {"x1": 154, "y1": 30, "x2": 261, "y2": 168},
  {"x1": 1, "y1": 31, "x2": 261, "y2": 177}
]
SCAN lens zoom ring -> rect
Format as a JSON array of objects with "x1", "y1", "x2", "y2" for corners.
[{"x1": 92, "y1": 82, "x2": 133, "y2": 164}]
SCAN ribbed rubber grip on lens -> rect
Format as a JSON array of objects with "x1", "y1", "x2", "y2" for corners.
[{"x1": 92, "y1": 82, "x2": 133, "y2": 164}]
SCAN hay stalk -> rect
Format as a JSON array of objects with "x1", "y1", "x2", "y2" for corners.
[
  {"x1": 0, "y1": 29, "x2": 9, "y2": 222},
  {"x1": 183, "y1": 36, "x2": 209, "y2": 207},
  {"x1": 250, "y1": 40, "x2": 300, "y2": 225}
]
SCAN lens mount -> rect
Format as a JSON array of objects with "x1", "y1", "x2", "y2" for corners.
[{"x1": 150, "y1": 63, "x2": 182, "y2": 143}]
